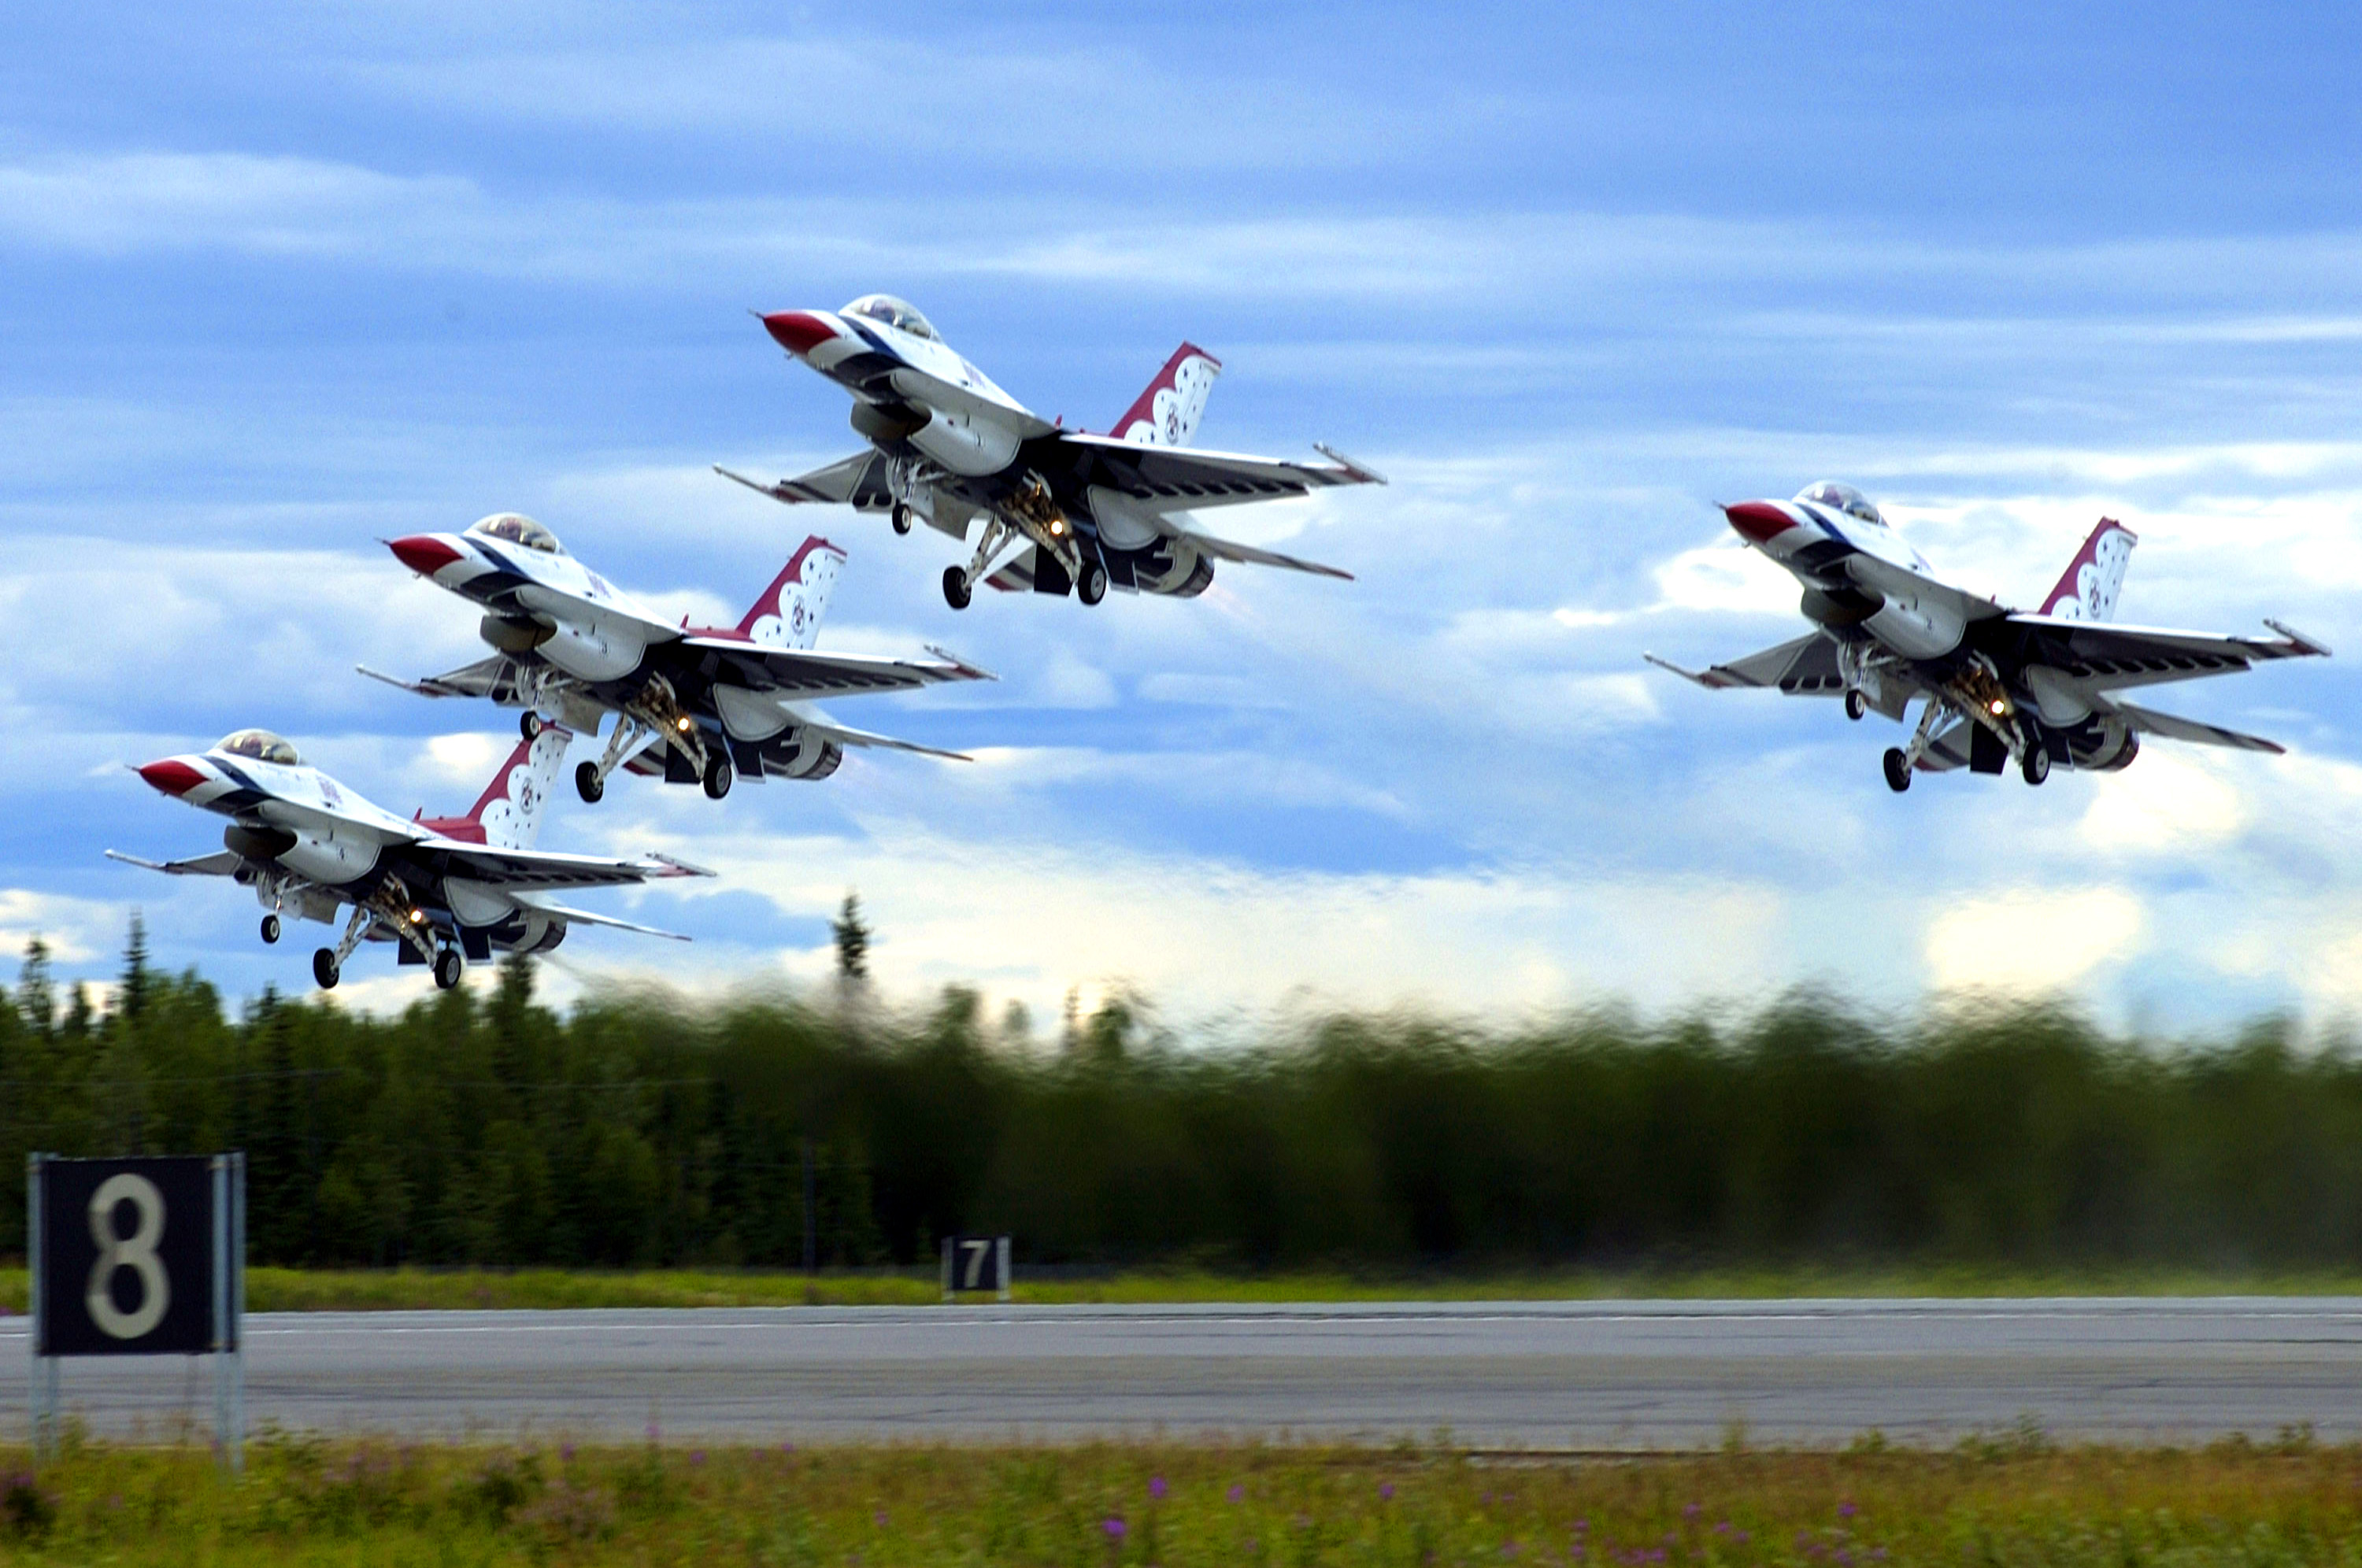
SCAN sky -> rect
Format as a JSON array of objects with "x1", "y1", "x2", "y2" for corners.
[{"x1": 5, "y1": 0, "x2": 2360, "y2": 1031}]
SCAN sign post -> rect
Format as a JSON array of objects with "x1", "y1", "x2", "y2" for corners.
[
  {"x1": 939, "y1": 1233, "x2": 1013, "y2": 1303},
  {"x1": 26, "y1": 1152, "x2": 245, "y2": 1471}
]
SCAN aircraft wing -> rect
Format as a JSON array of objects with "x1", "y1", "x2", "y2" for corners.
[
  {"x1": 1058, "y1": 433, "x2": 1384, "y2": 513},
  {"x1": 408, "y1": 841, "x2": 715, "y2": 893},
  {"x1": 1644, "y1": 632, "x2": 1849, "y2": 694},
  {"x1": 715, "y1": 453, "x2": 891, "y2": 510},
  {"x1": 512, "y1": 893, "x2": 693, "y2": 941},
  {"x1": 677, "y1": 639, "x2": 995, "y2": 700},
  {"x1": 2004, "y1": 614, "x2": 2328, "y2": 692},
  {"x1": 105, "y1": 849, "x2": 243, "y2": 877}
]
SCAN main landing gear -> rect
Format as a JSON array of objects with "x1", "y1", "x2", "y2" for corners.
[
  {"x1": 891, "y1": 501, "x2": 916, "y2": 536},
  {"x1": 1844, "y1": 690, "x2": 1868, "y2": 722},
  {"x1": 575, "y1": 760, "x2": 604, "y2": 804},
  {"x1": 519, "y1": 709, "x2": 545, "y2": 741},
  {"x1": 260, "y1": 913, "x2": 281, "y2": 945},
  {"x1": 1882, "y1": 748, "x2": 1912, "y2": 793},
  {"x1": 313, "y1": 901, "x2": 374, "y2": 990},
  {"x1": 942, "y1": 564, "x2": 972, "y2": 610},
  {"x1": 2022, "y1": 745, "x2": 2050, "y2": 786},
  {"x1": 432, "y1": 947, "x2": 465, "y2": 991},
  {"x1": 702, "y1": 750, "x2": 733, "y2": 801},
  {"x1": 1076, "y1": 560, "x2": 1109, "y2": 606}
]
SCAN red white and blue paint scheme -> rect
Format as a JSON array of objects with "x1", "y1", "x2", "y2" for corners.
[
  {"x1": 1647, "y1": 482, "x2": 2330, "y2": 792},
  {"x1": 109, "y1": 726, "x2": 711, "y2": 991},
  {"x1": 718, "y1": 294, "x2": 1383, "y2": 610},
  {"x1": 369, "y1": 516, "x2": 991, "y2": 804}
]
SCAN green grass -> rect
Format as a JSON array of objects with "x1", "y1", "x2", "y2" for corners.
[
  {"x1": 4, "y1": 1434, "x2": 2362, "y2": 1565},
  {"x1": 13, "y1": 1263, "x2": 2362, "y2": 1315}
]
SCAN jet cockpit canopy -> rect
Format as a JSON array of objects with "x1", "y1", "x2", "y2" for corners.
[
  {"x1": 468, "y1": 512, "x2": 565, "y2": 555},
  {"x1": 842, "y1": 294, "x2": 939, "y2": 342},
  {"x1": 217, "y1": 729, "x2": 302, "y2": 766},
  {"x1": 1796, "y1": 481, "x2": 1885, "y2": 527}
]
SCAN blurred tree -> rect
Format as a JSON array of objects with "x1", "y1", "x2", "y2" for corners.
[{"x1": 832, "y1": 894, "x2": 870, "y2": 983}]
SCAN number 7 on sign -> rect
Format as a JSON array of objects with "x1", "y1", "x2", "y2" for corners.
[{"x1": 960, "y1": 1238, "x2": 992, "y2": 1290}]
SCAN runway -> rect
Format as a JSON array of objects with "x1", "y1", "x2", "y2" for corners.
[{"x1": 7, "y1": 1298, "x2": 2362, "y2": 1448}]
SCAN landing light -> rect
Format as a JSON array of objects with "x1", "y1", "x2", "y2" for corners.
[
  {"x1": 1988, "y1": 699, "x2": 2008, "y2": 716},
  {"x1": 409, "y1": 908, "x2": 426, "y2": 924},
  {"x1": 676, "y1": 716, "x2": 693, "y2": 732}
]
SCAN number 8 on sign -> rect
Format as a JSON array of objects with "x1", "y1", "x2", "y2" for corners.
[{"x1": 87, "y1": 1173, "x2": 169, "y2": 1339}]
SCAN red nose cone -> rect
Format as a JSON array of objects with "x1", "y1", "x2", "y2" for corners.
[
  {"x1": 762, "y1": 310, "x2": 837, "y2": 356},
  {"x1": 137, "y1": 758, "x2": 205, "y2": 797},
  {"x1": 1723, "y1": 501, "x2": 1797, "y2": 545},
  {"x1": 389, "y1": 534, "x2": 462, "y2": 576}
]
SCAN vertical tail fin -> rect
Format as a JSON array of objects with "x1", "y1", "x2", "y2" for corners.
[
  {"x1": 738, "y1": 536, "x2": 846, "y2": 650},
  {"x1": 1111, "y1": 342, "x2": 1221, "y2": 447},
  {"x1": 424, "y1": 724, "x2": 572, "y2": 850},
  {"x1": 2038, "y1": 519, "x2": 2138, "y2": 621}
]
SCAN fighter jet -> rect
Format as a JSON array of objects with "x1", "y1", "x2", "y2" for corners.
[
  {"x1": 719, "y1": 294, "x2": 1383, "y2": 610},
  {"x1": 110, "y1": 725, "x2": 710, "y2": 991},
  {"x1": 368, "y1": 517, "x2": 990, "y2": 804},
  {"x1": 1646, "y1": 483, "x2": 2329, "y2": 792}
]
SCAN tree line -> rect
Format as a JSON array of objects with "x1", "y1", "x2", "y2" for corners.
[{"x1": 2, "y1": 919, "x2": 2358, "y2": 1273}]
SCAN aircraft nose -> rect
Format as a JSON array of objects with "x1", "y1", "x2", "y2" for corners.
[
  {"x1": 136, "y1": 757, "x2": 205, "y2": 797},
  {"x1": 389, "y1": 534, "x2": 462, "y2": 576},
  {"x1": 761, "y1": 310, "x2": 837, "y2": 356},
  {"x1": 1723, "y1": 501, "x2": 1797, "y2": 545}
]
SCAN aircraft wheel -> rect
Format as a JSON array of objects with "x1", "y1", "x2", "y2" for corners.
[
  {"x1": 313, "y1": 948, "x2": 340, "y2": 990},
  {"x1": 942, "y1": 566, "x2": 972, "y2": 610},
  {"x1": 1077, "y1": 560, "x2": 1109, "y2": 606},
  {"x1": 702, "y1": 750, "x2": 734, "y2": 801},
  {"x1": 1882, "y1": 747, "x2": 1912, "y2": 794},
  {"x1": 1844, "y1": 690, "x2": 1867, "y2": 722},
  {"x1": 432, "y1": 947, "x2": 465, "y2": 991},
  {"x1": 576, "y1": 760, "x2": 605, "y2": 804},
  {"x1": 891, "y1": 501, "x2": 916, "y2": 536},
  {"x1": 2022, "y1": 745, "x2": 2051, "y2": 786},
  {"x1": 261, "y1": 913, "x2": 281, "y2": 945},
  {"x1": 520, "y1": 710, "x2": 544, "y2": 741}
]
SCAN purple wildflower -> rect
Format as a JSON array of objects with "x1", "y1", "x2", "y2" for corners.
[
  {"x1": 560, "y1": 1442, "x2": 576, "y2": 1461},
  {"x1": 1504, "y1": 1541, "x2": 1522, "y2": 1558},
  {"x1": 1838, "y1": 1501, "x2": 1857, "y2": 1520},
  {"x1": 1105, "y1": 1516, "x2": 1128, "y2": 1540},
  {"x1": 690, "y1": 1449, "x2": 706, "y2": 1466},
  {"x1": 1381, "y1": 1482, "x2": 1396, "y2": 1501},
  {"x1": 1228, "y1": 1484, "x2": 1245, "y2": 1503},
  {"x1": 875, "y1": 1511, "x2": 888, "y2": 1527},
  {"x1": 645, "y1": 1422, "x2": 660, "y2": 1442},
  {"x1": 1150, "y1": 1474, "x2": 1168, "y2": 1500},
  {"x1": 1683, "y1": 1503, "x2": 1702, "y2": 1521}
]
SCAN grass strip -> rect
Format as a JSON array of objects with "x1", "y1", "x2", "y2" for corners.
[
  {"x1": 14, "y1": 1265, "x2": 2362, "y2": 1315},
  {"x1": 2, "y1": 1433, "x2": 2359, "y2": 1566}
]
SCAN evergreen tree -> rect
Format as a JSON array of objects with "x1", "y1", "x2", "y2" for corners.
[
  {"x1": 831, "y1": 893, "x2": 871, "y2": 982},
  {"x1": 17, "y1": 936, "x2": 54, "y2": 1036},
  {"x1": 120, "y1": 911, "x2": 151, "y2": 1022}
]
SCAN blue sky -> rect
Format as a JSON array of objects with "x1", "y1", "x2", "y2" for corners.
[{"x1": 6, "y1": 2, "x2": 2360, "y2": 1026}]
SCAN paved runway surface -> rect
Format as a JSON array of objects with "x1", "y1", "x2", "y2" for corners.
[{"x1": 8, "y1": 1299, "x2": 2362, "y2": 1448}]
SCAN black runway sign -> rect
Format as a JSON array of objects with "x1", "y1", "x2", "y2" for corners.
[{"x1": 34, "y1": 1156, "x2": 224, "y2": 1356}]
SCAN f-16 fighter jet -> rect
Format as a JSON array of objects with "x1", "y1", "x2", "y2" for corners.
[
  {"x1": 719, "y1": 294, "x2": 1382, "y2": 609},
  {"x1": 110, "y1": 725, "x2": 710, "y2": 991},
  {"x1": 1646, "y1": 483, "x2": 2329, "y2": 793},
  {"x1": 369, "y1": 516, "x2": 990, "y2": 804}
]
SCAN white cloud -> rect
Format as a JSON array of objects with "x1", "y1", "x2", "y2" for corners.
[
  {"x1": 1923, "y1": 887, "x2": 2149, "y2": 996},
  {"x1": 2078, "y1": 751, "x2": 2249, "y2": 856}
]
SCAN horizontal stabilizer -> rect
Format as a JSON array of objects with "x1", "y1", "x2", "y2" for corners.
[
  {"x1": 2111, "y1": 701, "x2": 2286, "y2": 753},
  {"x1": 1178, "y1": 527, "x2": 1354, "y2": 580},
  {"x1": 105, "y1": 848, "x2": 242, "y2": 877},
  {"x1": 513, "y1": 895, "x2": 693, "y2": 941},
  {"x1": 714, "y1": 452, "x2": 890, "y2": 509},
  {"x1": 1644, "y1": 633, "x2": 1846, "y2": 694}
]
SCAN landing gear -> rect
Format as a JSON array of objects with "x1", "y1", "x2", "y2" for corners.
[
  {"x1": 1076, "y1": 560, "x2": 1109, "y2": 606},
  {"x1": 260, "y1": 913, "x2": 281, "y2": 945},
  {"x1": 702, "y1": 750, "x2": 734, "y2": 801},
  {"x1": 891, "y1": 501, "x2": 916, "y2": 536},
  {"x1": 576, "y1": 760, "x2": 605, "y2": 804},
  {"x1": 313, "y1": 949, "x2": 340, "y2": 989},
  {"x1": 2021, "y1": 745, "x2": 2051, "y2": 786},
  {"x1": 1883, "y1": 748, "x2": 1912, "y2": 793},
  {"x1": 432, "y1": 947, "x2": 465, "y2": 991},
  {"x1": 942, "y1": 565, "x2": 973, "y2": 610},
  {"x1": 314, "y1": 903, "x2": 371, "y2": 991},
  {"x1": 520, "y1": 710, "x2": 544, "y2": 741},
  {"x1": 1844, "y1": 690, "x2": 1868, "y2": 722}
]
